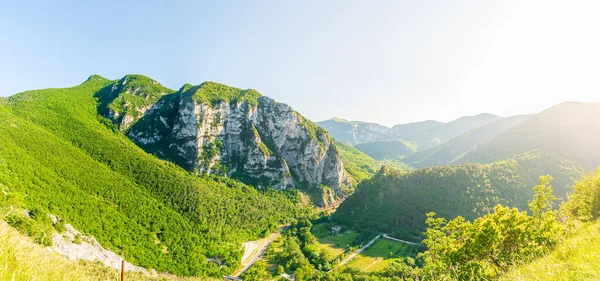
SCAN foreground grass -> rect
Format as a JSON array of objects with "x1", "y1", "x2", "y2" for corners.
[
  {"x1": 0, "y1": 220, "x2": 218, "y2": 281},
  {"x1": 502, "y1": 222, "x2": 600, "y2": 281},
  {"x1": 344, "y1": 238, "x2": 417, "y2": 272}
]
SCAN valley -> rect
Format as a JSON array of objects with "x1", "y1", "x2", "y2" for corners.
[{"x1": 1, "y1": 74, "x2": 600, "y2": 281}]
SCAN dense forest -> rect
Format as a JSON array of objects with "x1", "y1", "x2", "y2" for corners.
[
  {"x1": 331, "y1": 150, "x2": 582, "y2": 239},
  {"x1": 233, "y1": 169, "x2": 600, "y2": 280},
  {"x1": 0, "y1": 76, "x2": 306, "y2": 277}
]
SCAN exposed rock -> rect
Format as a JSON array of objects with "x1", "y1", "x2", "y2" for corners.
[
  {"x1": 48, "y1": 214, "x2": 148, "y2": 274},
  {"x1": 97, "y1": 74, "x2": 173, "y2": 131},
  {"x1": 102, "y1": 78, "x2": 350, "y2": 206}
]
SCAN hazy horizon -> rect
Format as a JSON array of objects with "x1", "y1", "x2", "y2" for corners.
[{"x1": 2, "y1": 1, "x2": 600, "y2": 125}]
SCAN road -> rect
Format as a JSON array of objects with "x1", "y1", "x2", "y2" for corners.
[
  {"x1": 337, "y1": 233, "x2": 420, "y2": 267},
  {"x1": 339, "y1": 234, "x2": 381, "y2": 266},
  {"x1": 382, "y1": 234, "x2": 420, "y2": 246},
  {"x1": 231, "y1": 225, "x2": 289, "y2": 277}
]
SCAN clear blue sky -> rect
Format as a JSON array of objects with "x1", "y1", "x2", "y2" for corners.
[{"x1": 1, "y1": 1, "x2": 599, "y2": 126}]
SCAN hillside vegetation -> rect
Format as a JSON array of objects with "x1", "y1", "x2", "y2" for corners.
[
  {"x1": 332, "y1": 150, "x2": 582, "y2": 239},
  {"x1": 334, "y1": 141, "x2": 382, "y2": 185},
  {"x1": 354, "y1": 140, "x2": 417, "y2": 160},
  {"x1": 501, "y1": 222, "x2": 600, "y2": 281},
  {"x1": 0, "y1": 76, "x2": 303, "y2": 277}
]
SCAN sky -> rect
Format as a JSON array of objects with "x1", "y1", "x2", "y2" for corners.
[{"x1": 1, "y1": 1, "x2": 599, "y2": 126}]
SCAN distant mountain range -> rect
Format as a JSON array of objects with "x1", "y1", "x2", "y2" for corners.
[
  {"x1": 332, "y1": 101, "x2": 600, "y2": 240},
  {"x1": 317, "y1": 113, "x2": 506, "y2": 163}
]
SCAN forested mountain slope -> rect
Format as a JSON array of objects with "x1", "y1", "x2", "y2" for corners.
[
  {"x1": 334, "y1": 141, "x2": 382, "y2": 186},
  {"x1": 100, "y1": 75, "x2": 350, "y2": 206},
  {"x1": 0, "y1": 75, "x2": 304, "y2": 277},
  {"x1": 354, "y1": 139, "x2": 417, "y2": 160},
  {"x1": 403, "y1": 115, "x2": 530, "y2": 167},
  {"x1": 332, "y1": 150, "x2": 582, "y2": 238},
  {"x1": 461, "y1": 102, "x2": 600, "y2": 170}
]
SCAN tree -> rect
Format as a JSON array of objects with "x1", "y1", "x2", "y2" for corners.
[
  {"x1": 562, "y1": 169, "x2": 600, "y2": 221},
  {"x1": 529, "y1": 175, "x2": 556, "y2": 222}
]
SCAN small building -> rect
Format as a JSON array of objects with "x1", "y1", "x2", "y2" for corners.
[
  {"x1": 223, "y1": 275, "x2": 242, "y2": 281},
  {"x1": 331, "y1": 225, "x2": 342, "y2": 234}
]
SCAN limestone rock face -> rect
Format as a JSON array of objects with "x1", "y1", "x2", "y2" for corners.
[
  {"x1": 98, "y1": 75, "x2": 172, "y2": 131},
  {"x1": 107, "y1": 79, "x2": 350, "y2": 205}
]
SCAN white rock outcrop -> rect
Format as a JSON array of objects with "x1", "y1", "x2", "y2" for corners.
[{"x1": 125, "y1": 82, "x2": 350, "y2": 205}]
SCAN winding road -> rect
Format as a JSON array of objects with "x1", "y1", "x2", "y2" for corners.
[{"x1": 231, "y1": 225, "x2": 289, "y2": 277}]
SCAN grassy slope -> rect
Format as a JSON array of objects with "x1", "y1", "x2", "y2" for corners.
[
  {"x1": 502, "y1": 222, "x2": 600, "y2": 281},
  {"x1": 0, "y1": 76, "x2": 301, "y2": 276}
]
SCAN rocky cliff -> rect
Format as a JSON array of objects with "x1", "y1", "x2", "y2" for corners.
[{"x1": 99, "y1": 76, "x2": 350, "y2": 205}]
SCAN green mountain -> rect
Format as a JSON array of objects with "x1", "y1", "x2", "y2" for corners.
[
  {"x1": 316, "y1": 118, "x2": 390, "y2": 145},
  {"x1": 354, "y1": 140, "x2": 417, "y2": 160},
  {"x1": 403, "y1": 115, "x2": 530, "y2": 167},
  {"x1": 387, "y1": 120, "x2": 443, "y2": 139},
  {"x1": 403, "y1": 113, "x2": 504, "y2": 151},
  {"x1": 318, "y1": 114, "x2": 503, "y2": 161},
  {"x1": 0, "y1": 75, "x2": 305, "y2": 277},
  {"x1": 334, "y1": 141, "x2": 382, "y2": 186},
  {"x1": 331, "y1": 150, "x2": 583, "y2": 238},
  {"x1": 460, "y1": 102, "x2": 600, "y2": 170},
  {"x1": 100, "y1": 76, "x2": 350, "y2": 206}
]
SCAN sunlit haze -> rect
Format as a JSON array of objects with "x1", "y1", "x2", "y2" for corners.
[{"x1": 1, "y1": 0, "x2": 599, "y2": 125}]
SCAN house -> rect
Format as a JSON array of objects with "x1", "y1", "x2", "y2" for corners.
[{"x1": 331, "y1": 225, "x2": 342, "y2": 234}]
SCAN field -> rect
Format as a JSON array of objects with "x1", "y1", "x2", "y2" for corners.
[
  {"x1": 311, "y1": 223, "x2": 359, "y2": 261},
  {"x1": 344, "y1": 238, "x2": 418, "y2": 272}
]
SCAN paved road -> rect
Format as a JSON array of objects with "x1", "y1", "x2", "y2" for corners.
[
  {"x1": 232, "y1": 225, "x2": 289, "y2": 277},
  {"x1": 382, "y1": 234, "x2": 420, "y2": 246},
  {"x1": 339, "y1": 234, "x2": 381, "y2": 266}
]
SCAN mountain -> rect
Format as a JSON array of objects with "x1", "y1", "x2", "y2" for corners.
[
  {"x1": 334, "y1": 140, "x2": 382, "y2": 186},
  {"x1": 99, "y1": 75, "x2": 350, "y2": 205},
  {"x1": 318, "y1": 114, "x2": 503, "y2": 159},
  {"x1": 331, "y1": 150, "x2": 583, "y2": 238},
  {"x1": 403, "y1": 115, "x2": 530, "y2": 167},
  {"x1": 460, "y1": 102, "x2": 600, "y2": 170},
  {"x1": 403, "y1": 113, "x2": 504, "y2": 151},
  {"x1": 0, "y1": 75, "x2": 305, "y2": 277},
  {"x1": 353, "y1": 140, "x2": 417, "y2": 160},
  {"x1": 316, "y1": 118, "x2": 389, "y2": 145},
  {"x1": 387, "y1": 120, "x2": 443, "y2": 139}
]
